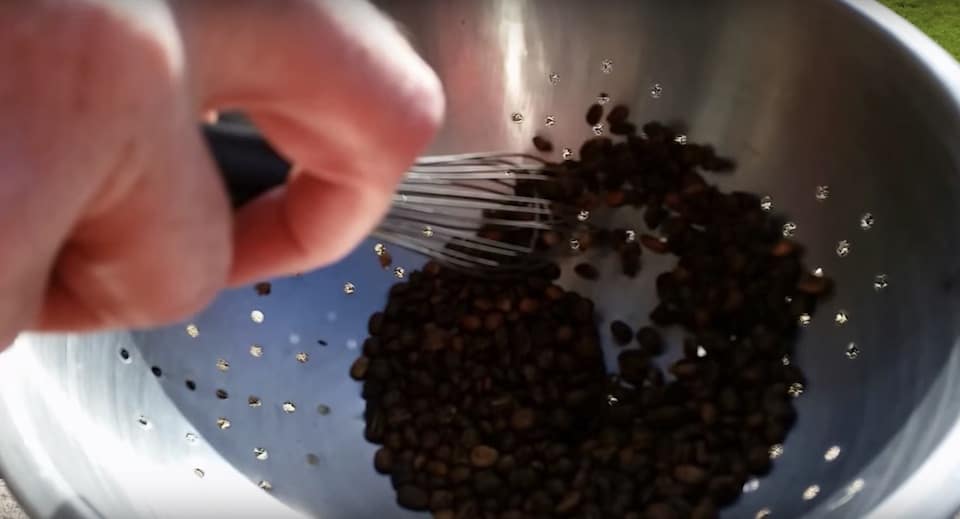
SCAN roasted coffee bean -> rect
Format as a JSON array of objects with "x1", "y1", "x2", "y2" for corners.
[
  {"x1": 510, "y1": 408, "x2": 536, "y2": 430},
  {"x1": 641, "y1": 234, "x2": 670, "y2": 254},
  {"x1": 610, "y1": 320, "x2": 634, "y2": 346},
  {"x1": 374, "y1": 448, "x2": 395, "y2": 474},
  {"x1": 532, "y1": 135, "x2": 554, "y2": 152},
  {"x1": 470, "y1": 445, "x2": 500, "y2": 468},
  {"x1": 606, "y1": 105, "x2": 630, "y2": 125},
  {"x1": 473, "y1": 470, "x2": 503, "y2": 496},
  {"x1": 555, "y1": 491, "x2": 582, "y2": 515},
  {"x1": 673, "y1": 464, "x2": 708, "y2": 486},
  {"x1": 574, "y1": 263, "x2": 600, "y2": 281},
  {"x1": 350, "y1": 356, "x2": 370, "y2": 381},
  {"x1": 621, "y1": 246, "x2": 642, "y2": 277},
  {"x1": 636, "y1": 326, "x2": 664, "y2": 355},
  {"x1": 586, "y1": 104, "x2": 604, "y2": 126},
  {"x1": 396, "y1": 485, "x2": 430, "y2": 511},
  {"x1": 430, "y1": 490, "x2": 455, "y2": 512}
]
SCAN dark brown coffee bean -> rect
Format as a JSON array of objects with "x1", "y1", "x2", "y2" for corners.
[
  {"x1": 618, "y1": 350, "x2": 650, "y2": 385},
  {"x1": 691, "y1": 500, "x2": 718, "y2": 519},
  {"x1": 607, "y1": 104, "x2": 630, "y2": 125},
  {"x1": 574, "y1": 263, "x2": 600, "y2": 280},
  {"x1": 645, "y1": 502, "x2": 678, "y2": 519},
  {"x1": 610, "y1": 320, "x2": 633, "y2": 346},
  {"x1": 641, "y1": 234, "x2": 670, "y2": 253},
  {"x1": 470, "y1": 445, "x2": 500, "y2": 468},
  {"x1": 518, "y1": 298, "x2": 540, "y2": 313},
  {"x1": 532, "y1": 135, "x2": 554, "y2": 152},
  {"x1": 510, "y1": 408, "x2": 536, "y2": 430},
  {"x1": 673, "y1": 464, "x2": 708, "y2": 486},
  {"x1": 554, "y1": 491, "x2": 582, "y2": 515},
  {"x1": 430, "y1": 490, "x2": 455, "y2": 512},
  {"x1": 450, "y1": 466, "x2": 471, "y2": 484},
  {"x1": 396, "y1": 485, "x2": 430, "y2": 511},
  {"x1": 621, "y1": 246, "x2": 642, "y2": 277},
  {"x1": 797, "y1": 272, "x2": 833, "y2": 296},
  {"x1": 460, "y1": 315, "x2": 482, "y2": 332},
  {"x1": 350, "y1": 356, "x2": 370, "y2": 380},
  {"x1": 585, "y1": 104, "x2": 604, "y2": 126},
  {"x1": 636, "y1": 326, "x2": 664, "y2": 355},
  {"x1": 473, "y1": 470, "x2": 503, "y2": 496},
  {"x1": 374, "y1": 447, "x2": 394, "y2": 474}
]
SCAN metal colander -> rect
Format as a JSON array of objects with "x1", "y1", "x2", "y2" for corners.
[{"x1": 3, "y1": 1, "x2": 960, "y2": 517}]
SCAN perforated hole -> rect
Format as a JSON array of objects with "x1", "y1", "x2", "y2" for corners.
[
  {"x1": 768, "y1": 444, "x2": 784, "y2": 459},
  {"x1": 119, "y1": 348, "x2": 131, "y2": 363},
  {"x1": 815, "y1": 185, "x2": 830, "y2": 201},
  {"x1": 873, "y1": 274, "x2": 889, "y2": 291},
  {"x1": 281, "y1": 402, "x2": 297, "y2": 414},
  {"x1": 845, "y1": 343, "x2": 861, "y2": 359},
  {"x1": 137, "y1": 415, "x2": 151, "y2": 430},
  {"x1": 834, "y1": 310, "x2": 849, "y2": 326},
  {"x1": 343, "y1": 282, "x2": 356, "y2": 295},
  {"x1": 787, "y1": 382, "x2": 805, "y2": 398},
  {"x1": 824, "y1": 446, "x2": 841, "y2": 462},
  {"x1": 185, "y1": 324, "x2": 199, "y2": 338},
  {"x1": 248, "y1": 396, "x2": 262, "y2": 408},
  {"x1": 216, "y1": 417, "x2": 231, "y2": 430},
  {"x1": 185, "y1": 432, "x2": 198, "y2": 443},
  {"x1": 316, "y1": 404, "x2": 332, "y2": 416},
  {"x1": 185, "y1": 380, "x2": 196, "y2": 391},
  {"x1": 253, "y1": 447, "x2": 269, "y2": 461},
  {"x1": 755, "y1": 509, "x2": 771, "y2": 519},
  {"x1": 250, "y1": 344, "x2": 264, "y2": 357},
  {"x1": 743, "y1": 478, "x2": 760, "y2": 493},
  {"x1": 306, "y1": 453, "x2": 320, "y2": 466},
  {"x1": 760, "y1": 195, "x2": 773, "y2": 211},
  {"x1": 150, "y1": 366, "x2": 162, "y2": 377},
  {"x1": 836, "y1": 240, "x2": 851, "y2": 257},
  {"x1": 250, "y1": 310, "x2": 264, "y2": 323},
  {"x1": 296, "y1": 352, "x2": 309, "y2": 364},
  {"x1": 649, "y1": 83, "x2": 663, "y2": 98},
  {"x1": 216, "y1": 389, "x2": 229, "y2": 400},
  {"x1": 254, "y1": 282, "x2": 271, "y2": 296},
  {"x1": 193, "y1": 468, "x2": 205, "y2": 478},
  {"x1": 216, "y1": 359, "x2": 230, "y2": 372},
  {"x1": 802, "y1": 484, "x2": 820, "y2": 500},
  {"x1": 258, "y1": 480, "x2": 273, "y2": 491}
]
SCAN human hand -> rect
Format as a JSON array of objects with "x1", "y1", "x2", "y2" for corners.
[{"x1": 0, "y1": 0, "x2": 444, "y2": 346}]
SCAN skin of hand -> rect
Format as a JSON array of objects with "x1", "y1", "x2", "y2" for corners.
[{"x1": 0, "y1": 0, "x2": 444, "y2": 347}]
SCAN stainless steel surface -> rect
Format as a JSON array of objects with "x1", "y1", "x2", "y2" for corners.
[{"x1": 2, "y1": 0, "x2": 960, "y2": 517}]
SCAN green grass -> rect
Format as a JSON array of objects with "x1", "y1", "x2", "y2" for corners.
[{"x1": 881, "y1": 0, "x2": 960, "y2": 60}]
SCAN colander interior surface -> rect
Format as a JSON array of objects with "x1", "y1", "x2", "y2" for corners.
[{"x1": 4, "y1": 1, "x2": 960, "y2": 518}]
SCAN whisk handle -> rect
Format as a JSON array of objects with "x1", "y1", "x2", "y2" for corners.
[{"x1": 202, "y1": 122, "x2": 290, "y2": 207}]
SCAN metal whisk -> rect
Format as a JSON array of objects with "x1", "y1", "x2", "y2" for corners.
[{"x1": 206, "y1": 123, "x2": 576, "y2": 271}]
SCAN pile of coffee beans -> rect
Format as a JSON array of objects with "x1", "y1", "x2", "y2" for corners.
[{"x1": 351, "y1": 103, "x2": 831, "y2": 518}]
